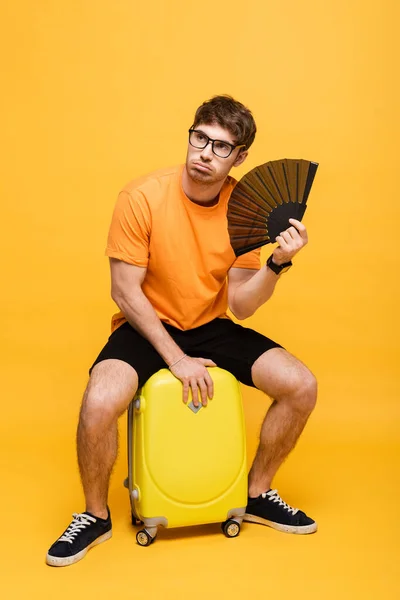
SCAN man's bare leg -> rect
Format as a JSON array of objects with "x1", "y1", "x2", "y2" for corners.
[
  {"x1": 77, "y1": 359, "x2": 138, "y2": 518},
  {"x1": 248, "y1": 348, "x2": 317, "y2": 497},
  {"x1": 243, "y1": 348, "x2": 317, "y2": 534},
  {"x1": 46, "y1": 359, "x2": 138, "y2": 566}
]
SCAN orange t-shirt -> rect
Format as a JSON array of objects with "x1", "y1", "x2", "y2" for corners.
[{"x1": 106, "y1": 164, "x2": 261, "y2": 332}]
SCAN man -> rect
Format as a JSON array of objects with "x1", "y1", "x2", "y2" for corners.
[{"x1": 46, "y1": 95, "x2": 317, "y2": 567}]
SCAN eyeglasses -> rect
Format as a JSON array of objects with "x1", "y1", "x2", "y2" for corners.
[{"x1": 188, "y1": 128, "x2": 246, "y2": 158}]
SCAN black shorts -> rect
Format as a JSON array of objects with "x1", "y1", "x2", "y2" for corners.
[{"x1": 89, "y1": 318, "x2": 283, "y2": 389}]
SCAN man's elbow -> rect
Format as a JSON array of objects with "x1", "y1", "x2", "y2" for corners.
[
  {"x1": 111, "y1": 284, "x2": 141, "y2": 308},
  {"x1": 111, "y1": 285, "x2": 123, "y2": 305},
  {"x1": 229, "y1": 303, "x2": 254, "y2": 321}
]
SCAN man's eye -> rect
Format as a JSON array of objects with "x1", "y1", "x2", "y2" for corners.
[{"x1": 215, "y1": 142, "x2": 230, "y2": 152}]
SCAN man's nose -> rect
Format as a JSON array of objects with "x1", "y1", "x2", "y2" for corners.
[{"x1": 199, "y1": 141, "x2": 213, "y2": 160}]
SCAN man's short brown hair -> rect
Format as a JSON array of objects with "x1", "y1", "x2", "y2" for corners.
[{"x1": 192, "y1": 95, "x2": 257, "y2": 150}]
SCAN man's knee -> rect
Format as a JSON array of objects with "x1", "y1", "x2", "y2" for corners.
[
  {"x1": 253, "y1": 349, "x2": 317, "y2": 412},
  {"x1": 289, "y1": 366, "x2": 317, "y2": 415},
  {"x1": 79, "y1": 360, "x2": 139, "y2": 431}
]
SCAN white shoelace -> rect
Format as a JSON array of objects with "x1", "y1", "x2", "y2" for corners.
[
  {"x1": 262, "y1": 489, "x2": 299, "y2": 515},
  {"x1": 58, "y1": 513, "x2": 97, "y2": 544}
]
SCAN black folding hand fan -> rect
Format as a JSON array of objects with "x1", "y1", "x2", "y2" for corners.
[{"x1": 227, "y1": 158, "x2": 319, "y2": 257}]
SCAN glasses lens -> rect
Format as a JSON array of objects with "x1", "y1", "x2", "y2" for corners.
[
  {"x1": 189, "y1": 130, "x2": 208, "y2": 149},
  {"x1": 212, "y1": 141, "x2": 232, "y2": 158}
]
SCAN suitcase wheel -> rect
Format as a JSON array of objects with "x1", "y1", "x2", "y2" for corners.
[
  {"x1": 221, "y1": 519, "x2": 241, "y2": 538},
  {"x1": 136, "y1": 529, "x2": 156, "y2": 546}
]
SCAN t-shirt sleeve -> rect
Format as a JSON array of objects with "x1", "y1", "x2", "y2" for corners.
[
  {"x1": 231, "y1": 247, "x2": 262, "y2": 270},
  {"x1": 105, "y1": 190, "x2": 151, "y2": 267}
]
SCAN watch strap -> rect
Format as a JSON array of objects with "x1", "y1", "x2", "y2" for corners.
[{"x1": 266, "y1": 254, "x2": 292, "y2": 275}]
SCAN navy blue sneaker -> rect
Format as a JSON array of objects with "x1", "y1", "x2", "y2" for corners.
[
  {"x1": 244, "y1": 489, "x2": 317, "y2": 534},
  {"x1": 46, "y1": 509, "x2": 112, "y2": 566}
]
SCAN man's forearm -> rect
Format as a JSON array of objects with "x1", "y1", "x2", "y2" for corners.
[
  {"x1": 231, "y1": 264, "x2": 280, "y2": 320},
  {"x1": 113, "y1": 289, "x2": 185, "y2": 366}
]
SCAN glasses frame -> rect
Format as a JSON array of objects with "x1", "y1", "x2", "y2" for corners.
[{"x1": 188, "y1": 128, "x2": 246, "y2": 158}]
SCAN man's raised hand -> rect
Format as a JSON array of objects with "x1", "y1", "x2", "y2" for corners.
[{"x1": 273, "y1": 218, "x2": 308, "y2": 265}]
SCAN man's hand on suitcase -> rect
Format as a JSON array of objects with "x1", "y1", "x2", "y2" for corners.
[{"x1": 169, "y1": 356, "x2": 217, "y2": 407}]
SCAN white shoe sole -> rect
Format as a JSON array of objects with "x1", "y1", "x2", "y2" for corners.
[
  {"x1": 243, "y1": 514, "x2": 318, "y2": 534},
  {"x1": 46, "y1": 530, "x2": 112, "y2": 567}
]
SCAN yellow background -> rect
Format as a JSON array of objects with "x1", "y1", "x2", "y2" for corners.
[{"x1": 1, "y1": 0, "x2": 399, "y2": 598}]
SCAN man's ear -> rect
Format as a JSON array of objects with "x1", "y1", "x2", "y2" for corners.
[{"x1": 233, "y1": 150, "x2": 248, "y2": 168}]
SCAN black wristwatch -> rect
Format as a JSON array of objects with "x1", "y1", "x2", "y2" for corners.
[{"x1": 266, "y1": 254, "x2": 292, "y2": 275}]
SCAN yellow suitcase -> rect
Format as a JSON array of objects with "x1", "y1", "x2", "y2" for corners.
[{"x1": 126, "y1": 367, "x2": 248, "y2": 545}]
